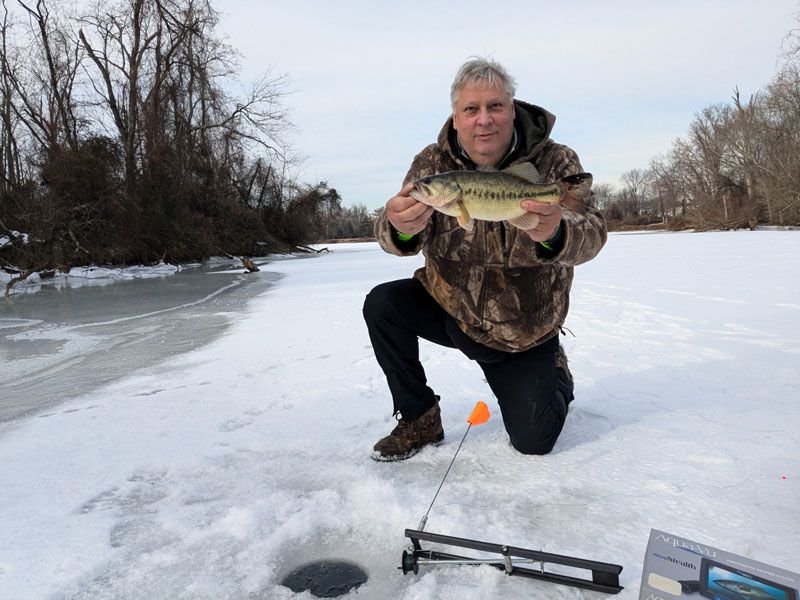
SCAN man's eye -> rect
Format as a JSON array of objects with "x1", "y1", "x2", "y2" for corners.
[{"x1": 464, "y1": 107, "x2": 478, "y2": 115}]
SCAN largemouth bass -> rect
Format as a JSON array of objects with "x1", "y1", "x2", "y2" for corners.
[{"x1": 409, "y1": 162, "x2": 592, "y2": 231}]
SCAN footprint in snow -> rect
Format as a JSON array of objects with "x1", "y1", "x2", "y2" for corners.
[
  {"x1": 218, "y1": 417, "x2": 253, "y2": 432},
  {"x1": 79, "y1": 469, "x2": 169, "y2": 514}
]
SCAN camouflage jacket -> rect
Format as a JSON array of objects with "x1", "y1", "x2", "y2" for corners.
[{"x1": 374, "y1": 100, "x2": 607, "y2": 352}]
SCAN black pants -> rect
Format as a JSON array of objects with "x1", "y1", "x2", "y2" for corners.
[{"x1": 362, "y1": 278, "x2": 572, "y2": 455}]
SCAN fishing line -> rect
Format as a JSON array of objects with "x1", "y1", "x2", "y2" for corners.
[
  {"x1": 417, "y1": 424, "x2": 472, "y2": 532},
  {"x1": 417, "y1": 401, "x2": 490, "y2": 532}
]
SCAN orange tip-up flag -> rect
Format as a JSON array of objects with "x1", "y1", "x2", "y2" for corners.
[{"x1": 467, "y1": 401, "x2": 490, "y2": 426}]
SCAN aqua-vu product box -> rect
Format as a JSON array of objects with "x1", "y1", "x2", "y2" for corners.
[{"x1": 639, "y1": 529, "x2": 798, "y2": 600}]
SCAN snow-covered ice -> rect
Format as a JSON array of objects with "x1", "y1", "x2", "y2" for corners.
[{"x1": 0, "y1": 231, "x2": 798, "y2": 599}]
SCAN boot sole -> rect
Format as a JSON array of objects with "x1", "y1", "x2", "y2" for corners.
[{"x1": 370, "y1": 437, "x2": 444, "y2": 462}]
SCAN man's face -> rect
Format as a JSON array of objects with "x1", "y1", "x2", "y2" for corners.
[{"x1": 452, "y1": 81, "x2": 515, "y2": 167}]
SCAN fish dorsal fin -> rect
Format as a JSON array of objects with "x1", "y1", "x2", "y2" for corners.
[
  {"x1": 502, "y1": 162, "x2": 539, "y2": 183},
  {"x1": 476, "y1": 165, "x2": 498, "y2": 172}
]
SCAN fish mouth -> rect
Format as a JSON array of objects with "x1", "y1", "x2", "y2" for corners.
[
  {"x1": 409, "y1": 188, "x2": 425, "y2": 203},
  {"x1": 410, "y1": 183, "x2": 441, "y2": 207},
  {"x1": 410, "y1": 181, "x2": 432, "y2": 203},
  {"x1": 410, "y1": 180, "x2": 460, "y2": 209}
]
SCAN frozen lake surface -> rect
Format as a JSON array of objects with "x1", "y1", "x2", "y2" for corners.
[
  {"x1": 0, "y1": 232, "x2": 798, "y2": 599},
  {"x1": 0, "y1": 260, "x2": 281, "y2": 421}
]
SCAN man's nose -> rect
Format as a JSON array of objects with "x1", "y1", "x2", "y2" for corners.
[{"x1": 476, "y1": 107, "x2": 492, "y2": 125}]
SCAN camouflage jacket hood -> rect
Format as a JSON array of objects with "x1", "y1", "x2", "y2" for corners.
[
  {"x1": 375, "y1": 101, "x2": 607, "y2": 352},
  {"x1": 444, "y1": 99, "x2": 556, "y2": 169}
]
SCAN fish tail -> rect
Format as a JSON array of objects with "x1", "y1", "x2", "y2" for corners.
[{"x1": 557, "y1": 172, "x2": 593, "y2": 199}]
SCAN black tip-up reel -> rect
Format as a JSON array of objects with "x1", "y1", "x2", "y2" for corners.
[
  {"x1": 400, "y1": 528, "x2": 623, "y2": 594},
  {"x1": 399, "y1": 402, "x2": 624, "y2": 594}
]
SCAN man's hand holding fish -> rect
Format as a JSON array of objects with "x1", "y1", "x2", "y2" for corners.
[
  {"x1": 519, "y1": 198, "x2": 562, "y2": 242},
  {"x1": 386, "y1": 183, "x2": 433, "y2": 236}
]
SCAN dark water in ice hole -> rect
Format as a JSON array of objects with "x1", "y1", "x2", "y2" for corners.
[{"x1": 281, "y1": 560, "x2": 369, "y2": 598}]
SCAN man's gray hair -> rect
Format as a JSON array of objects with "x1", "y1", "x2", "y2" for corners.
[{"x1": 450, "y1": 56, "x2": 517, "y2": 106}]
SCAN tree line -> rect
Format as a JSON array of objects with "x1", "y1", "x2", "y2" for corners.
[
  {"x1": 0, "y1": 0, "x2": 347, "y2": 272},
  {"x1": 597, "y1": 23, "x2": 800, "y2": 230},
  {"x1": 1, "y1": 3, "x2": 796, "y2": 276}
]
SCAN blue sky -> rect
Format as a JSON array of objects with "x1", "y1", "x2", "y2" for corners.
[{"x1": 220, "y1": 0, "x2": 797, "y2": 209}]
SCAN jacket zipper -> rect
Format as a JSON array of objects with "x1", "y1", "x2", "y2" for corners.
[{"x1": 478, "y1": 222, "x2": 509, "y2": 329}]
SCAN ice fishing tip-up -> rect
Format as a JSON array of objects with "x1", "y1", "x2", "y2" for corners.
[
  {"x1": 401, "y1": 401, "x2": 624, "y2": 594},
  {"x1": 400, "y1": 529, "x2": 624, "y2": 594}
]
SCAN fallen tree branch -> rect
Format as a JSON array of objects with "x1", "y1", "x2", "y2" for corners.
[
  {"x1": 67, "y1": 229, "x2": 90, "y2": 255},
  {"x1": 5, "y1": 268, "x2": 36, "y2": 297},
  {"x1": 241, "y1": 257, "x2": 259, "y2": 272},
  {"x1": 217, "y1": 248, "x2": 260, "y2": 272},
  {"x1": 296, "y1": 244, "x2": 329, "y2": 253}
]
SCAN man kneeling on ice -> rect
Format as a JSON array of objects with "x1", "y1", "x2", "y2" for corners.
[{"x1": 363, "y1": 56, "x2": 607, "y2": 461}]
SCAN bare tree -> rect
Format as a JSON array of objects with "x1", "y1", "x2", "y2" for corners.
[
  {"x1": 620, "y1": 168, "x2": 651, "y2": 218},
  {"x1": 759, "y1": 63, "x2": 800, "y2": 224},
  {"x1": 0, "y1": 0, "x2": 81, "y2": 156},
  {"x1": 721, "y1": 88, "x2": 763, "y2": 224},
  {"x1": 17, "y1": 0, "x2": 80, "y2": 149},
  {"x1": 0, "y1": 1, "x2": 21, "y2": 187},
  {"x1": 78, "y1": 0, "x2": 157, "y2": 196},
  {"x1": 590, "y1": 182, "x2": 615, "y2": 213},
  {"x1": 649, "y1": 156, "x2": 675, "y2": 223}
]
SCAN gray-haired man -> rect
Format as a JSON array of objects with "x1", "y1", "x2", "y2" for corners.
[{"x1": 364, "y1": 57, "x2": 607, "y2": 461}]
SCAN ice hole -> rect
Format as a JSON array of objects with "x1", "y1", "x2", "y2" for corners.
[{"x1": 280, "y1": 559, "x2": 368, "y2": 598}]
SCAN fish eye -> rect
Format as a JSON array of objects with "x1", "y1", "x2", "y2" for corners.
[{"x1": 421, "y1": 177, "x2": 432, "y2": 184}]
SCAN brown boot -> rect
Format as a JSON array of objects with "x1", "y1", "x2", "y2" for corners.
[{"x1": 372, "y1": 400, "x2": 445, "y2": 461}]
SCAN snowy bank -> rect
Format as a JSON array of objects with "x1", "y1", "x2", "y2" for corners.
[{"x1": 1, "y1": 262, "x2": 183, "y2": 293}]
